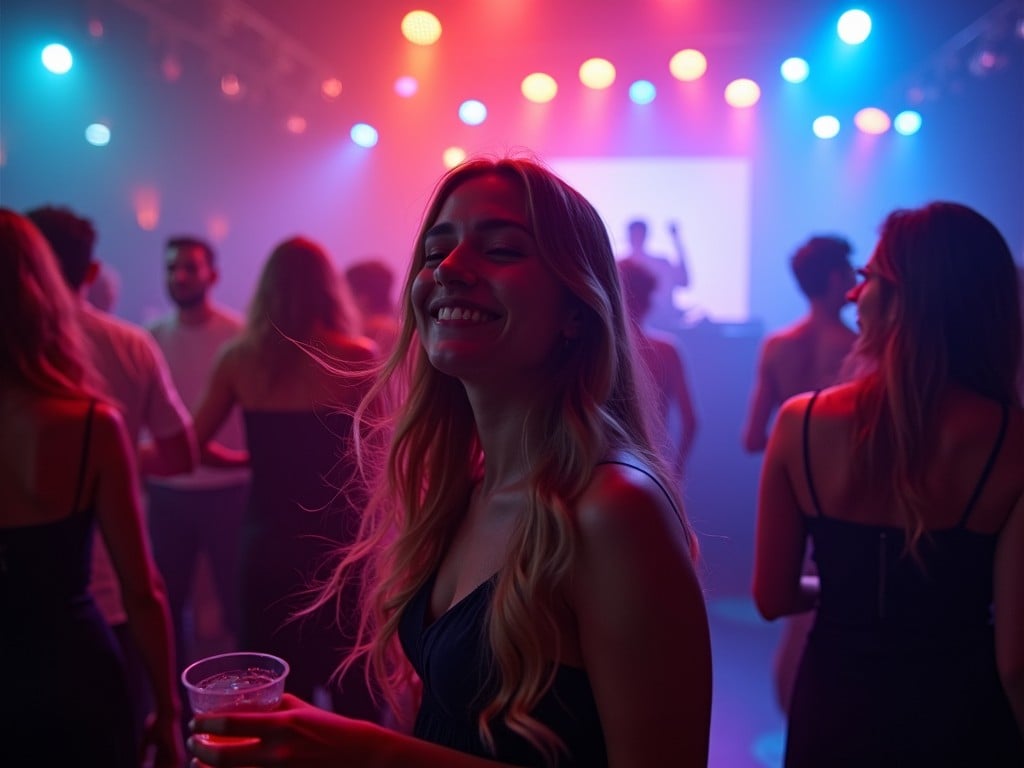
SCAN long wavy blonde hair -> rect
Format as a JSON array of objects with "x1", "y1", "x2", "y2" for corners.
[
  {"x1": 851, "y1": 202, "x2": 1022, "y2": 555},
  {"x1": 0, "y1": 209, "x2": 96, "y2": 399},
  {"x1": 313, "y1": 156, "x2": 695, "y2": 764}
]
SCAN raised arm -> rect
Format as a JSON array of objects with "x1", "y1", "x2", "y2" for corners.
[
  {"x1": 93, "y1": 403, "x2": 183, "y2": 768},
  {"x1": 572, "y1": 462, "x2": 711, "y2": 766},
  {"x1": 667, "y1": 221, "x2": 690, "y2": 288},
  {"x1": 752, "y1": 395, "x2": 818, "y2": 620}
]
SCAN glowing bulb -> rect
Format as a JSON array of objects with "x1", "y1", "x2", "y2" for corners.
[
  {"x1": 351, "y1": 123, "x2": 379, "y2": 147},
  {"x1": 85, "y1": 123, "x2": 111, "y2": 146},
  {"x1": 459, "y1": 100, "x2": 487, "y2": 126},
  {"x1": 579, "y1": 58, "x2": 616, "y2": 90},
  {"x1": 780, "y1": 57, "x2": 809, "y2": 83},
  {"x1": 443, "y1": 147, "x2": 467, "y2": 169},
  {"x1": 893, "y1": 110, "x2": 922, "y2": 136},
  {"x1": 813, "y1": 115, "x2": 841, "y2": 139},
  {"x1": 837, "y1": 9, "x2": 872, "y2": 45},
  {"x1": 854, "y1": 107, "x2": 890, "y2": 134},
  {"x1": 401, "y1": 10, "x2": 442, "y2": 45},
  {"x1": 41, "y1": 43, "x2": 73, "y2": 74},
  {"x1": 522, "y1": 73, "x2": 558, "y2": 103},
  {"x1": 669, "y1": 49, "x2": 707, "y2": 82},
  {"x1": 724, "y1": 78, "x2": 760, "y2": 108}
]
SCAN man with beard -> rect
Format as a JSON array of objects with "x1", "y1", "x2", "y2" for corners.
[{"x1": 146, "y1": 236, "x2": 250, "y2": 724}]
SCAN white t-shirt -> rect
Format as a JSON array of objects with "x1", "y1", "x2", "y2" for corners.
[
  {"x1": 147, "y1": 305, "x2": 251, "y2": 490},
  {"x1": 77, "y1": 303, "x2": 193, "y2": 625}
]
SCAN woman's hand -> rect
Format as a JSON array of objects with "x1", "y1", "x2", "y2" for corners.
[{"x1": 188, "y1": 694, "x2": 383, "y2": 768}]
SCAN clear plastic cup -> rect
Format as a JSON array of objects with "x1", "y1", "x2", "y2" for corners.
[{"x1": 182, "y1": 651, "x2": 290, "y2": 746}]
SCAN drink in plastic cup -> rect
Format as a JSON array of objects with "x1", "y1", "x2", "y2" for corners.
[{"x1": 182, "y1": 651, "x2": 290, "y2": 747}]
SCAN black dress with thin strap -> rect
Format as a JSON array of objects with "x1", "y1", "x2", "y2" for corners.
[
  {"x1": 785, "y1": 392, "x2": 1024, "y2": 767},
  {"x1": 398, "y1": 455, "x2": 679, "y2": 766},
  {"x1": 0, "y1": 401, "x2": 136, "y2": 766}
]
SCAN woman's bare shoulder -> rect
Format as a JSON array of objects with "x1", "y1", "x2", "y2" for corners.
[{"x1": 574, "y1": 460, "x2": 683, "y2": 550}]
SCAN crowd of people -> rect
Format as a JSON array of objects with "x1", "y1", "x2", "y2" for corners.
[{"x1": 1, "y1": 154, "x2": 1022, "y2": 768}]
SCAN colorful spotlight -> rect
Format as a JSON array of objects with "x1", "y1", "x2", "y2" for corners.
[
  {"x1": 893, "y1": 110, "x2": 922, "y2": 136},
  {"x1": 629, "y1": 80, "x2": 656, "y2": 105},
  {"x1": 41, "y1": 43, "x2": 73, "y2": 74},
  {"x1": 458, "y1": 100, "x2": 487, "y2": 126},
  {"x1": 401, "y1": 11, "x2": 442, "y2": 45},
  {"x1": 724, "y1": 78, "x2": 760, "y2": 108},
  {"x1": 350, "y1": 123, "x2": 379, "y2": 147},
  {"x1": 669, "y1": 49, "x2": 707, "y2": 82},
  {"x1": 837, "y1": 9, "x2": 872, "y2": 45},
  {"x1": 780, "y1": 57, "x2": 809, "y2": 83},
  {"x1": 812, "y1": 115, "x2": 841, "y2": 139},
  {"x1": 522, "y1": 73, "x2": 558, "y2": 104},
  {"x1": 579, "y1": 58, "x2": 616, "y2": 90}
]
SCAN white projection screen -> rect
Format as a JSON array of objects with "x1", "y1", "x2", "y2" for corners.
[{"x1": 550, "y1": 156, "x2": 752, "y2": 324}]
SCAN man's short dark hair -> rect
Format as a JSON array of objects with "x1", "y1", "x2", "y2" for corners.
[
  {"x1": 790, "y1": 235, "x2": 852, "y2": 298},
  {"x1": 25, "y1": 205, "x2": 97, "y2": 290},
  {"x1": 166, "y1": 236, "x2": 217, "y2": 268}
]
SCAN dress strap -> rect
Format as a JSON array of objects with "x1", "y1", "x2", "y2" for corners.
[
  {"x1": 71, "y1": 400, "x2": 97, "y2": 513},
  {"x1": 802, "y1": 390, "x2": 825, "y2": 517},
  {"x1": 598, "y1": 451, "x2": 680, "y2": 518},
  {"x1": 957, "y1": 403, "x2": 1010, "y2": 528}
]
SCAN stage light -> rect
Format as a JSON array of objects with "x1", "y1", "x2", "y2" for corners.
[
  {"x1": 724, "y1": 78, "x2": 760, "y2": 108},
  {"x1": 629, "y1": 80, "x2": 656, "y2": 105},
  {"x1": 41, "y1": 43, "x2": 73, "y2": 74},
  {"x1": 443, "y1": 146, "x2": 467, "y2": 169},
  {"x1": 780, "y1": 57, "x2": 809, "y2": 83},
  {"x1": 321, "y1": 78, "x2": 343, "y2": 99},
  {"x1": 669, "y1": 49, "x2": 707, "y2": 82},
  {"x1": 522, "y1": 72, "x2": 558, "y2": 103},
  {"x1": 285, "y1": 115, "x2": 307, "y2": 134},
  {"x1": 459, "y1": 99, "x2": 487, "y2": 125},
  {"x1": 401, "y1": 10, "x2": 442, "y2": 45},
  {"x1": 85, "y1": 123, "x2": 111, "y2": 146},
  {"x1": 837, "y1": 9, "x2": 872, "y2": 45},
  {"x1": 854, "y1": 107, "x2": 890, "y2": 134},
  {"x1": 893, "y1": 110, "x2": 922, "y2": 135},
  {"x1": 133, "y1": 187, "x2": 160, "y2": 231},
  {"x1": 220, "y1": 74, "x2": 242, "y2": 98},
  {"x1": 394, "y1": 76, "x2": 418, "y2": 98},
  {"x1": 579, "y1": 58, "x2": 616, "y2": 90},
  {"x1": 812, "y1": 115, "x2": 841, "y2": 139},
  {"x1": 88, "y1": 19, "x2": 104, "y2": 38},
  {"x1": 351, "y1": 123, "x2": 379, "y2": 147},
  {"x1": 207, "y1": 215, "x2": 230, "y2": 243},
  {"x1": 161, "y1": 53, "x2": 183, "y2": 83}
]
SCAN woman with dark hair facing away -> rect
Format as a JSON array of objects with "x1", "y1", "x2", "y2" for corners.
[
  {"x1": 0, "y1": 209, "x2": 182, "y2": 767},
  {"x1": 190, "y1": 236, "x2": 380, "y2": 718},
  {"x1": 189, "y1": 156, "x2": 712, "y2": 766},
  {"x1": 753, "y1": 202, "x2": 1024, "y2": 766}
]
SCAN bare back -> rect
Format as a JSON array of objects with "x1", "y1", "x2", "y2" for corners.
[
  {"x1": 765, "y1": 320, "x2": 856, "y2": 401},
  {"x1": 788, "y1": 384, "x2": 1023, "y2": 534},
  {"x1": 1, "y1": 391, "x2": 104, "y2": 527}
]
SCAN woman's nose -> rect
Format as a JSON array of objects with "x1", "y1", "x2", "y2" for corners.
[{"x1": 434, "y1": 247, "x2": 476, "y2": 286}]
